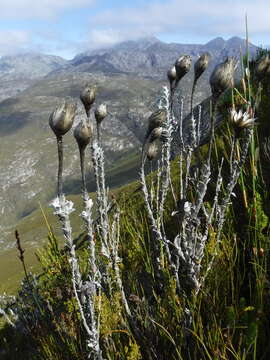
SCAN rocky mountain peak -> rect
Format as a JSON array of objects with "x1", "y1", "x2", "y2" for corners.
[{"x1": 205, "y1": 37, "x2": 226, "y2": 50}]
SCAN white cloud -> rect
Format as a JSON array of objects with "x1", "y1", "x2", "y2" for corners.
[
  {"x1": 89, "y1": 0, "x2": 270, "y2": 45},
  {"x1": 0, "y1": 30, "x2": 30, "y2": 55},
  {"x1": 86, "y1": 28, "x2": 159, "y2": 49},
  {"x1": 0, "y1": 0, "x2": 94, "y2": 19}
]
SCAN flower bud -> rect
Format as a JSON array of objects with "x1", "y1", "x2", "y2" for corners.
[
  {"x1": 49, "y1": 101, "x2": 77, "y2": 137},
  {"x1": 74, "y1": 120, "x2": 92, "y2": 149},
  {"x1": 95, "y1": 104, "x2": 107, "y2": 124},
  {"x1": 145, "y1": 109, "x2": 167, "y2": 139},
  {"x1": 194, "y1": 52, "x2": 211, "y2": 81},
  {"x1": 174, "y1": 55, "x2": 192, "y2": 82},
  {"x1": 80, "y1": 85, "x2": 97, "y2": 116},
  {"x1": 147, "y1": 142, "x2": 158, "y2": 161},
  {"x1": 148, "y1": 109, "x2": 166, "y2": 130},
  {"x1": 210, "y1": 57, "x2": 236, "y2": 100},
  {"x1": 149, "y1": 127, "x2": 163, "y2": 142}
]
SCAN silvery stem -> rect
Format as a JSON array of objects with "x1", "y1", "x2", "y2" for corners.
[
  {"x1": 190, "y1": 78, "x2": 198, "y2": 115},
  {"x1": 207, "y1": 97, "x2": 217, "y2": 163},
  {"x1": 57, "y1": 135, "x2": 63, "y2": 198}
]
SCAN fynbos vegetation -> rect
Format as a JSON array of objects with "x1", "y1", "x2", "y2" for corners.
[{"x1": 1, "y1": 44, "x2": 270, "y2": 360}]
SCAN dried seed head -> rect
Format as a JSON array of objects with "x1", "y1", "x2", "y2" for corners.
[
  {"x1": 210, "y1": 57, "x2": 236, "y2": 100},
  {"x1": 74, "y1": 120, "x2": 92, "y2": 149},
  {"x1": 174, "y1": 55, "x2": 192, "y2": 82},
  {"x1": 80, "y1": 85, "x2": 97, "y2": 116},
  {"x1": 95, "y1": 104, "x2": 107, "y2": 124},
  {"x1": 254, "y1": 54, "x2": 270, "y2": 81},
  {"x1": 167, "y1": 66, "x2": 177, "y2": 84},
  {"x1": 194, "y1": 52, "x2": 211, "y2": 81},
  {"x1": 149, "y1": 127, "x2": 163, "y2": 142},
  {"x1": 49, "y1": 101, "x2": 77, "y2": 137},
  {"x1": 147, "y1": 142, "x2": 158, "y2": 161}
]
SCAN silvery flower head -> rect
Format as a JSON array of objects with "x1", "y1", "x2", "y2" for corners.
[
  {"x1": 194, "y1": 52, "x2": 211, "y2": 81},
  {"x1": 51, "y1": 196, "x2": 75, "y2": 216},
  {"x1": 230, "y1": 108, "x2": 256, "y2": 130},
  {"x1": 174, "y1": 55, "x2": 192, "y2": 82},
  {"x1": 210, "y1": 57, "x2": 236, "y2": 100},
  {"x1": 73, "y1": 120, "x2": 92, "y2": 150},
  {"x1": 49, "y1": 101, "x2": 77, "y2": 137},
  {"x1": 95, "y1": 104, "x2": 107, "y2": 124},
  {"x1": 80, "y1": 85, "x2": 97, "y2": 116}
]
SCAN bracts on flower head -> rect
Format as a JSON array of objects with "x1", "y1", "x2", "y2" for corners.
[
  {"x1": 142, "y1": 124, "x2": 164, "y2": 163},
  {"x1": 194, "y1": 53, "x2": 211, "y2": 83},
  {"x1": 210, "y1": 57, "x2": 236, "y2": 102},
  {"x1": 149, "y1": 127, "x2": 163, "y2": 142},
  {"x1": 95, "y1": 103, "x2": 107, "y2": 142},
  {"x1": 74, "y1": 120, "x2": 92, "y2": 197},
  {"x1": 145, "y1": 109, "x2": 166, "y2": 141},
  {"x1": 191, "y1": 53, "x2": 211, "y2": 113},
  {"x1": 49, "y1": 100, "x2": 77, "y2": 198},
  {"x1": 147, "y1": 141, "x2": 158, "y2": 161},
  {"x1": 174, "y1": 55, "x2": 192, "y2": 87},
  {"x1": 95, "y1": 104, "x2": 107, "y2": 124},
  {"x1": 49, "y1": 100, "x2": 77, "y2": 138},
  {"x1": 230, "y1": 108, "x2": 257, "y2": 137},
  {"x1": 74, "y1": 120, "x2": 92, "y2": 150},
  {"x1": 80, "y1": 85, "x2": 97, "y2": 117}
]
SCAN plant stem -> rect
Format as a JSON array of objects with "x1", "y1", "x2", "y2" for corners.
[
  {"x1": 97, "y1": 123, "x2": 101, "y2": 143},
  {"x1": 57, "y1": 135, "x2": 63, "y2": 198},
  {"x1": 79, "y1": 146, "x2": 87, "y2": 198}
]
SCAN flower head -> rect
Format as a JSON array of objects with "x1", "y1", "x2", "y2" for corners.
[
  {"x1": 51, "y1": 196, "x2": 75, "y2": 217},
  {"x1": 95, "y1": 104, "x2": 107, "y2": 124},
  {"x1": 149, "y1": 127, "x2": 163, "y2": 142},
  {"x1": 194, "y1": 52, "x2": 211, "y2": 81},
  {"x1": 147, "y1": 141, "x2": 158, "y2": 161},
  {"x1": 210, "y1": 57, "x2": 236, "y2": 100},
  {"x1": 174, "y1": 55, "x2": 192, "y2": 82},
  {"x1": 80, "y1": 85, "x2": 97, "y2": 116},
  {"x1": 49, "y1": 101, "x2": 77, "y2": 137},
  {"x1": 74, "y1": 120, "x2": 92, "y2": 150},
  {"x1": 230, "y1": 108, "x2": 256, "y2": 129}
]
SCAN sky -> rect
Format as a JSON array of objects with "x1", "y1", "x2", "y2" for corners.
[{"x1": 0, "y1": 0, "x2": 269, "y2": 59}]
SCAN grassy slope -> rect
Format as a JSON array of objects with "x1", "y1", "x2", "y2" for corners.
[{"x1": 0, "y1": 150, "x2": 141, "y2": 294}]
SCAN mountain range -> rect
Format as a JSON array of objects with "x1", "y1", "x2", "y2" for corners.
[{"x1": 0, "y1": 36, "x2": 260, "y2": 252}]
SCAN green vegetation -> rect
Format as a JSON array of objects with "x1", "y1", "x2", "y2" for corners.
[{"x1": 1, "y1": 49, "x2": 270, "y2": 360}]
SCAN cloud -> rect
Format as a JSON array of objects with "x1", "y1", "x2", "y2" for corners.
[
  {"x1": 89, "y1": 0, "x2": 270, "y2": 46},
  {"x1": 0, "y1": 0, "x2": 95, "y2": 20},
  {"x1": 86, "y1": 28, "x2": 158, "y2": 49},
  {"x1": 0, "y1": 30, "x2": 30, "y2": 56}
]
